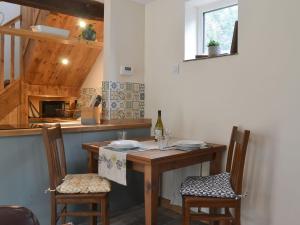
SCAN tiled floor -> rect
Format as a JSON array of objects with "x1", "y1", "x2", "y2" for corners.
[
  {"x1": 78, "y1": 205, "x2": 204, "y2": 225},
  {"x1": 109, "y1": 205, "x2": 202, "y2": 225}
]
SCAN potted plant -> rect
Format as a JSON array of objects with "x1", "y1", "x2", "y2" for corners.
[
  {"x1": 207, "y1": 40, "x2": 221, "y2": 57},
  {"x1": 80, "y1": 24, "x2": 97, "y2": 41}
]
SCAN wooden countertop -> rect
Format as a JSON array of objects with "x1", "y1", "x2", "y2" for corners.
[{"x1": 0, "y1": 119, "x2": 152, "y2": 137}]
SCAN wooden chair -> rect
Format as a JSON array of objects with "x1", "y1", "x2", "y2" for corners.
[
  {"x1": 0, "y1": 205, "x2": 72, "y2": 225},
  {"x1": 181, "y1": 126, "x2": 250, "y2": 225},
  {"x1": 42, "y1": 124, "x2": 110, "y2": 225}
]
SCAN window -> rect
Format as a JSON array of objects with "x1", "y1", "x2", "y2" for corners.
[
  {"x1": 203, "y1": 5, "x2": 238, "y2": 54},
  {"x1": 185, "y1": 0, "x2": 239, "y2": 60}
]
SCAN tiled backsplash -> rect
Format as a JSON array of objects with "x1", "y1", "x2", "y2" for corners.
[{"x1": 102, "y1": 81, "x2": 145, "y2": 120}]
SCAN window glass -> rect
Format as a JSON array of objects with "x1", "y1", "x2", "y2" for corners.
[{"x1": 204, "y1": 5, "x2": 238, "y2": 54}]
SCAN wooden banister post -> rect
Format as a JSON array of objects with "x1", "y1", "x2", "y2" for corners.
[
  {"x1": 11, "y1": 31, "x2": 15, "y2": 83},
  {"x1": 20, "y1": 37, "x2": 24, "y2": 81},
  {"x1": 0, "y1": 34, "x2": 4, "y2": 91}
]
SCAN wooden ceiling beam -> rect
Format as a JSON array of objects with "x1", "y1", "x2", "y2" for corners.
[{"x1": 3, "y1": 0, "x2": 104, "y2": 21}]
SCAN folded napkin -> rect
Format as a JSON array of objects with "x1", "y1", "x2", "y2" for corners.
[{"x1": 98, "y1": 147, "x2": 127, "y2": 186}]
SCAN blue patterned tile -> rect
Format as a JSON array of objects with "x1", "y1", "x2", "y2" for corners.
[
  {"x1": 101, "y1": 81, "x2": 145, "y2": 120},
  {"x1": 140, "y1": 110, "x2": 145, "y2": 118},
  {"x1": 140, "y1": 93, "x2": 145, "y2": 100},
  {"x1": 110, "y1": 81, "x2": 118, "y2": 90},
  {"x1": 111, "y1": 101, "x2": 118, "y2": 109}
]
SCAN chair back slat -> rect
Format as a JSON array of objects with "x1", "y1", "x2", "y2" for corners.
[
  {"x1": 42, "y1": 124, "x2": 67, "y2": 189},
  {"x1": 226, "y1": 126, "x2": 238, "y2": 173},
  {"x1": 226, "y1": 126, "x2": 250, "y2": 194}
]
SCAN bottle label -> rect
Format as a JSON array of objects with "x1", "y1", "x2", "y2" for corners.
[{"x1": 154, "y1": 129, "x2": 163, "y2": 140}]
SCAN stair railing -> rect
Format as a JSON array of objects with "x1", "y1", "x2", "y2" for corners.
[{"x1": 0, "y1": 16, "x2": 22, "y2": 92}]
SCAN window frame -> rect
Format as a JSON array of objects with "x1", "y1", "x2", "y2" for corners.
[
  {"x1": 196, "y1": 0, "x2": 238, "y2": 55},
  {"x1": 202, "y1": 4, "x2": 238, "y2": 54}
]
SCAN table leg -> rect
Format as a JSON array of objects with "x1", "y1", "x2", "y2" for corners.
[
  {"x1": 158, "y1": 174, "x2": 162, "y2": 206},
  {"x1": 88, "y1": 152, "x2": 97, "y2": 173},
  {"x1": 144, "y1": 164, "x2": 159, "y2": 225}
]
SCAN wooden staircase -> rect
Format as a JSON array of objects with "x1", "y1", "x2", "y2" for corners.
[
  {"x1": 0, "y1": 6, "x2": 104, "y2": 125},
  {"x1": 0, "y1": 80, "x2": 21, "y2": 123},
  {"x1": 0, "y1": 15, "x2": 22, "y2": 124}
]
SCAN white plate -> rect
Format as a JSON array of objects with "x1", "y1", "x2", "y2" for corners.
[
  {"x1": 107, "y1": 146, "x2": 139, "y2": 151},
  {"x1": 174, "y1": 140, "x2": 206, "y2": 146},
  {"x1": 108, "y1": 140, "x2": 141, "y2": 149},
  {"x1": 175, "y1": 146, "x2": 200, "y2": 151}
]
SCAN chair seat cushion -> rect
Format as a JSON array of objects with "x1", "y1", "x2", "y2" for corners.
[
  {"x1": 56, "y1": 174, "x2": 111, "y2": 194},
  {"x1": 180, "y1": 172, "x2": 238, "y2": 199}
]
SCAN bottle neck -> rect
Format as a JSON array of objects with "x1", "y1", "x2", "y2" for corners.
[{"x1": 158, "y1": 110, "x2": 162, "y2": 119}]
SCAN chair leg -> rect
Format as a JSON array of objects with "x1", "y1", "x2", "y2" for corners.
[
  {"x1": 209, "y1": 208, "x2": 220, "y2": 225},
  {"x1": 209, "y1": 208, "x2": 215, "y2": 225},
  {"x1": 91, "y1": 204, "x2": 97, "y2": 225},
  {"x1": 223, "y1": 208, "x2": 231, "y2": 225},
  {"x1": 234, "y1": 207, "x2": 241, "y2": 225},
  {"x1": 61, "y1": 204, "x2": 67, "y2": 224},
  {"x1": 182, "y1": 197, "x2": 190, "y2": 225},
  {"x1": 51, "y1": 196, "x2": 57, "y2": 225},
  {"x1": 101, "y1": 197, "x2": 109, "y2": 225}
]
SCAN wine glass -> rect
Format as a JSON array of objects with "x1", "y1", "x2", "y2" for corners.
[
  {"x1": 117, "y1": 130, "x2": 127, "y2": 140},
  {"x1": 159, "y1": 128, "x2": 172, "y2": 150}
]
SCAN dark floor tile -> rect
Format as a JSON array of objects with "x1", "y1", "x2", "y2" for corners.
[{"x1": 78, "y1": 205, "x2": 205, "y2": 225}]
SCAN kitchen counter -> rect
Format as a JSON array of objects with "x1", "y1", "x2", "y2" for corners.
[{"x1": 0, "y1": 119, "x2": 152, "y2": 137}]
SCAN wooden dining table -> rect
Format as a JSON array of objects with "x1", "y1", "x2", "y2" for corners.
[{"x1": 82, "y1": 138, "x2": 226, "y2": 225}]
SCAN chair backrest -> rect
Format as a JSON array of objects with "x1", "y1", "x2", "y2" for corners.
[
  {"x1": 42, "y1": 124, "x2": 67, "y2": 190},
  {"x1": 226, "y1": 126, "x2": 250, "y2": 195},
  {"x1": 0, "y1": 206, "x2": 40, "y2": 225}
]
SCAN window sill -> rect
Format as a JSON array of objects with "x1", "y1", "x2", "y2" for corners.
[{"x1": 184, "y1": 53, "x2": 238, "y2": 62}]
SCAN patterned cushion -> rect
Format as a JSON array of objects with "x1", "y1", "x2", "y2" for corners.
[
  {"x1": 180, "y1": 172, "x2": 238, "y2": 199},
  {"x1": 56, "y1": 174, "x2": 111, "y2": 194}
]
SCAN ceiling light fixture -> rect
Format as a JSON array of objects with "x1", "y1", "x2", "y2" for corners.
[
  {"x1": 79, "y1": 20, "x2": 87, "y2": 28},
  {"x1": 61, "y1": 58, "x2": 69, "y2": 65}
]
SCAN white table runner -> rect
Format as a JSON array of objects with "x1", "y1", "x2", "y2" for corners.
[
  {"x1": 98, "y1": 141, "x2": 159, "y2": 186},
  {"x1": 98, "y1": 147, "x2": 128, "y2": 185}
]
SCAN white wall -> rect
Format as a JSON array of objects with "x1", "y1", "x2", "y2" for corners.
[
  {"x1": 184, "y1": 4, "x2": 198, "y2": 60},
  {"x1": 103, "y1": 0, "x2": 145, "y2": 83},
  {"x1": 82, "y1": 0, "x2": 145, "y2": 90},
  {"x1": 81, "y1": 51, "x2": 104, "y2": 89},
  {"x1": 0, "y1": 2, "x2": 20, "y2": 24},
  {"x1": 145, "y1": 0, "x2": 300, "y2": 225}
]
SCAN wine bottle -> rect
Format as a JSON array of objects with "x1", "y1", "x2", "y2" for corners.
[{"x1": 154, "y1": 110, "x2": 164, "y2": 141}]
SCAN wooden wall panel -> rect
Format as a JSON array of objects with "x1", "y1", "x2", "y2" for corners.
[
  {"x1": 18, "y1": 82, "x2": 80, "y2": 125},
  {"x1": 23, "y1": 83, "x2": 80, "y2": 97},
  {"x1": 21, "y1": 6, "x2": 48, "y2": 30},
  {"x1": 24, "y1": 13, "x2": 103, "y2": 88},
  {"x1": 0, "y1": 10, "x2": 103, "y2": 125},
  {"x1": 0, "y1": 107, "x2": 20, "y2": 125}
]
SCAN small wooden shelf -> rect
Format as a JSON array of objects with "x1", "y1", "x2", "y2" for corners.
[{"x1": 0, "y1": 27, "x2": 103, "y2": 49}]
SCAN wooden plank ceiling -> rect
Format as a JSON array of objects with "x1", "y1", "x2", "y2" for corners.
[
  {"x1": 3, "y1": 0, "x2": 104, "y2": 20},
  {"x1": 23, "y1": 12, "x2": 104, "y2": 88}
]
